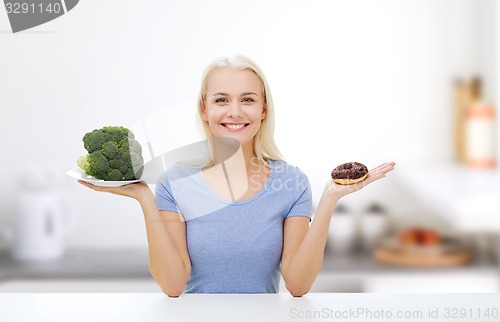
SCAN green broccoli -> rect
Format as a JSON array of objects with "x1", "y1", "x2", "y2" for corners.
[{"x1": 77, "y1": 126, "x2": 144, "y2": 181}]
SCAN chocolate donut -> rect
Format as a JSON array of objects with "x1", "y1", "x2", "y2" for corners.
[{"x1": 331, "y1": 162, "x2": 369, "y2": 185}]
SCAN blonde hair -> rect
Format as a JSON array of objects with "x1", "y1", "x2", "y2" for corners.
[{"x1": 196, "y1": 55, "x2": 284, "y2": 168}]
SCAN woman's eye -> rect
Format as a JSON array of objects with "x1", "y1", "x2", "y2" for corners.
[
  {"x1": 215, "y1": 98, "x2": 228, "y2": 103},
  {"x1": 242, "y1": 97, "x2": 255, "y2": 103}
]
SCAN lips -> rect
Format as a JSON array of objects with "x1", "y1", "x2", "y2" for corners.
[{"x1": 220, "y1": 123, "x2": 250, "y2": 131}]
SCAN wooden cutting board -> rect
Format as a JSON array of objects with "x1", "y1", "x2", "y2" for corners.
[{"x1": 373, "y1": 244, "x2": 472, "y2": 267}]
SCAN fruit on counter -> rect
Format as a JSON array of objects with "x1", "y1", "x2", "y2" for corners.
[
  {"x1": 77, "y1": 126, "x2": 144, "y2": 181},
  {"x1": 398, "y1": 227, "x2": 441, "y2": 246}
]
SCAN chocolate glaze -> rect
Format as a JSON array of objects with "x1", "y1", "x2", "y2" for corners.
[{"x1": 331, "y1": 162, "x2": 368, "y2": 180}]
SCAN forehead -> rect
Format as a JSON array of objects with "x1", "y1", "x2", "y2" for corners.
[{"x1": 206, "y1": 68, "x2": 262, "y2": 95}]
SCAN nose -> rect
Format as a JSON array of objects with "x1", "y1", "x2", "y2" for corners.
[{"x1": 227, "y1": 101, "x2": 243, "y2": 118}]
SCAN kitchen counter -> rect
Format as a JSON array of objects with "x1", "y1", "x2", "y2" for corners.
[
  {"x1": 0, "y1": 248, "x2": 495, "y2": 281},
  {"x1": 0, "y1": 293, "x2": 499, "y2": 322},
  {"x1": 0, "y1": 248, "x2": 497, "y2": 293},
  {"x1": 0, "y1": 248, "x2": 151, "y2": 281}
]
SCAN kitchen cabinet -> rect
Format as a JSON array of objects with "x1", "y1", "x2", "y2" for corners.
[{"x1": 397, "y1": 165, "x2": 500, "y2": 232}]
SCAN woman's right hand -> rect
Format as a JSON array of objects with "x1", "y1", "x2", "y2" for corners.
[{"x1": 78, "y1": 180, "x2": 152, "y2": 202}]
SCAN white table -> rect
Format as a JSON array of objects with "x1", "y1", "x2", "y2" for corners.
[{"x1": 0, "y1": 293, "x2": 499, "y2": 322}]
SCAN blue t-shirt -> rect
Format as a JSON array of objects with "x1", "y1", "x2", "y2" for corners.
[{"x1": 154, "y1": 160, "x2": 312, "y2": 294}]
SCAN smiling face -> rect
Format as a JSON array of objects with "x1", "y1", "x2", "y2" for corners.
[{"x1": 201, "y1": 68, "x2": 266, "y2": 150}]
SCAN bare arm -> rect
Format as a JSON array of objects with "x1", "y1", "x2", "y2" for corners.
[
  {"x1": 78, "y1": 181, "x2": 191, "y2": 297},
  {"x1": 281, "y1": 162, "x2": 395, "y2": 297},
  {"x1": 280, "y1": 198, "x2": 335, "y2": 297}
]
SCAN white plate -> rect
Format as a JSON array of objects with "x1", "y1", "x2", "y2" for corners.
[{"x1": 66, "y1": 168, "x2": 142, "y2": 187}]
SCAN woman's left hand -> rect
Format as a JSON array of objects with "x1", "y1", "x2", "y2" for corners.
[{"x1": 323, "y1": 162, "x2": 396, "y2": 201}]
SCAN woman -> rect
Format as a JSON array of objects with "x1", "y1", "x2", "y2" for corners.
[{"x1": 79, "y1": 55, "x2": 395, "y2": 297}]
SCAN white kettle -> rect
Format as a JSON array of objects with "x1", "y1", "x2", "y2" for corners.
[
  {"x1": 7, "y1": 190, "x2": 74, "y2": 261},
  {"x1": 1, "y1": 177, "x2": 75, "y2": 262}
]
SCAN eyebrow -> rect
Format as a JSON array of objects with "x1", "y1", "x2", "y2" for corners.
[{"x1": 212, "y1": 92, "x2": 259, "y2": 96}]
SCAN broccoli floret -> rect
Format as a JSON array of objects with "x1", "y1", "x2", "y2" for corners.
[
  {"x1": 116, "y1": 149, "x2": 131, "y2": 164},
  {"x1": 103, "y1": 126, "x2": 129, "y2": 142},
  {"x1": 77, "y1": 155, "x2": 90, "y2": 173},
  {"x1": 105, "y1": 169, "x2": 123, "y2": 181},
  {"x1": 128, "y1": 138, "x2": 142, "y2": 155},
  {"x1": 87, "y1": 151, "x2": 109, "y2": 178},
  {"x1": 83, "y1": 129, "x2": 106, "y2": 153},
  {"x1": 123, "y1": 168, "x2": 136, "y2": 180},
  {"x1": 130, "y1": 151, "x2": 144, "y2": 169},
  {"x1": 77, "y1": 126, "x2": 144, "y2": 181},
  {"x1": 108, "y1": 158, "x2": 124, "y2": 170},
  {"x1": 101, "y1": 141, "x2": 118, "y2": 159},
  {"x1": 109, "y1": 154, "x2": 129, "y2": 174}
]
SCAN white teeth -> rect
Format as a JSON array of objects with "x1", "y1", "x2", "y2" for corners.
[{"x1": 224, "y1": 124, "x2": 246, "y2": 129}]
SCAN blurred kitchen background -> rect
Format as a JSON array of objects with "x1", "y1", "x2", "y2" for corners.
[{"x1": 0, "y1": 0, "x2": 499, "y2": 293}]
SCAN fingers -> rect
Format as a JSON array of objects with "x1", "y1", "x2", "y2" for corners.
[
  {"x1": 363, "y1": 172, "x2": 386, "y2": 186},
  {"x1": 78, "y1": 180, "x2": 109, "y2": 193},
  {"x1": 368, "y1": 162, "x2": 395, "y2": 176},
  {"x1": 368, "y1": 162, "x2": 395, "y2": 173},
  {"x1": 363, "y1": 162, "x2": 396, "y2": 186},
  {"x1": 78, "y1": 180, "x2": 90, "y2": 187}
]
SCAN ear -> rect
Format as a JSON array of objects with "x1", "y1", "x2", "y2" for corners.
[
  {"x1": 261, "y1": 103, "x2": 267, "y2": 120},
  {"x1": 200, "y1": 100, "x2": 208, "y2": 121}
]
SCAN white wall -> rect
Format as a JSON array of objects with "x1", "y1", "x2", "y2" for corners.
[{"x1": 0, "y1": 0, "x2": 491, "y2": 249}]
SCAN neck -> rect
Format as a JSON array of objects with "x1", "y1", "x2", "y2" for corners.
[
  {"x1": 211, "y1": 138, "x2": 263, "y2": 173},
  {"x1": 240, "y1": 141, "x2": 260, "y2": 171},
  {"x1": 205, "y1": 139, "x2": 267, "y2": 203}
]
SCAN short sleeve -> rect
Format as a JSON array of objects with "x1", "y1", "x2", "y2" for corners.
[
  {"x1": 154, "y1": 171, "x2": 180, "y2": 213},
  {"x1": 285, "y1": 167, "x2": 313, "y2": 222}
]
